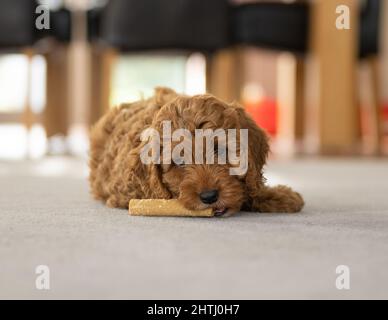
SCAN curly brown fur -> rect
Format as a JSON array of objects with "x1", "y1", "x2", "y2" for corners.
[{"x1": 89, "y1": 87, "x2": 304, "y2": 215}]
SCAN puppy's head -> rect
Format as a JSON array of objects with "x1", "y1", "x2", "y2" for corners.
[{"x1": 144, "y1": 93, "x2": 269, "y2": 216}]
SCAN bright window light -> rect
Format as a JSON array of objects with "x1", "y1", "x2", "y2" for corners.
[
  {"x1": 111, "y1": 54, "x2": 187, "y2": 106},
  {"x1": 0, "y1": 55, "x2": 28, "y2": 112},
  {"x1": 0, "y1": 124, "x2": 28, "y2": 160},
  {"x1": 30, "y1": 55, "x2": 46, "y2": 114},
  {"x1": 28, "y1": 125, "x2": 47, "y2": 159},
  {"x1": 185, "y1": 53, "x2": 206, "y2": 96}
]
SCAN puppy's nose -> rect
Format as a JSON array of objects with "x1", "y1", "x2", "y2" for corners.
[{"x1": 199, "y1": 190, "x2": 219, "y2": 204}]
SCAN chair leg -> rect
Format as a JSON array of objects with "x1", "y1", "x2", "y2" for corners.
[
  {"x1": 367, "y1": 56, "x2": 383, "y2": 155},
  {"x1": 89, "y1": 46, "x2": 102, "y2": 126},
  {"x1": 305, "y1": 0, "x2": 360, "y2": 154},
  {"x1": 206, "y1": 48, "x2": 242, "y2": 103},
  {"x1": 101, "y1": 48, "x2": 117, "y2": 114},
  {"x1": 21, "y1": 49, "x2": 34, "y2": 131},
  {"x1": 294, "y1": 57, "x2": 305, "y2": 143},
  {"x1": 44, "y1": 45, "x2": 70, "y2": 138},
  {"x1": 89, "y1": 47, "x2": 117, "y2": 126}
]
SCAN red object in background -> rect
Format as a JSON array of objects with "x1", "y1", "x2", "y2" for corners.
[
  {"x1": 245, "y1": 101, "x2": 387, "y2": 138},
  {"x1": 383, "y1": 104, "x2": 388, "y2": 135},
  {"x1": 244, "y1": 98, "x2": 277, "y2": 136},
  {"x1": 383, "y1": 104, "x2": 388, "y2": 127}
]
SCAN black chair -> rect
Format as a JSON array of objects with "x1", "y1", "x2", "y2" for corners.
[
  {"x1": 0, "y1": 0, "x2": 71, "y2": 50},
  {"x1": 0, "y1": 0, "x2": 36, "y2": 50},
  {"x1": 359, "y1": 0, "x2": 380, "y2": 58},
  {"x1": 232, "y1": 2, "x2": 309, "y2": 54},
  {"x1": 99, "y1": 0, "x2": 229, "y2": 52},
  {"x1": 36, "y1": 7, "x2": 72, "y2": 44}
]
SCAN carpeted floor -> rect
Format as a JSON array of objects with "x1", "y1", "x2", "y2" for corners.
[{"x1": 0, "y1": 157, "x2": 387, "y2": 299}]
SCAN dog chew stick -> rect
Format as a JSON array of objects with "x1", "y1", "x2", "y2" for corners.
[{"x1": 128, "y1": 199, "x2": 214, "y2": 217}]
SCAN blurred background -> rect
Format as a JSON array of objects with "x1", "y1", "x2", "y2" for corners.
[
  {"x1": 2, "y1": 0, "x2": 388, "y2": 300},
  {"x1": 0, "y1": 0, "x2": 387, "y2": 160}
]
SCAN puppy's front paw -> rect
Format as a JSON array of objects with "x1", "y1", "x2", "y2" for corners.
[
  {"x1": 106, "y1": 195, "x2": 129, "y2": 209},
  {"x1": 254, "y1": 185, "x2": 305, "y2": 213}
]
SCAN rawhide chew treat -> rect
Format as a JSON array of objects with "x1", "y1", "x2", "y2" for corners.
[{"x1": 128, "y1": 199, "x2": 214, "y2": 217}]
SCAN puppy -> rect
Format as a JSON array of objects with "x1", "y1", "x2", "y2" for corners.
[{"x1": 89, "y1": 87, "x2": 304, "y2": 216}]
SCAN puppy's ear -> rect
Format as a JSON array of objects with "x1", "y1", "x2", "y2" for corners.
[
  {"x1": 127, "y1": 140, "x2": 172, "y2": 199},
  {"x1": 147, "y1": 163, "x2": 171, "y2": 199},
  {"x1": 231, "y1": 103, "x2": 269, "y2": 201},
  {"x1": 231, "y1": 103, "x2": 304, "y2": 213}
]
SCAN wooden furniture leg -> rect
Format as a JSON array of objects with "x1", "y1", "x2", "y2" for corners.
[
  {"x1": 44, "y1": 45, "x2": 70, "y2": 138},
  {"x1": 89, "y1": 47, "x2": 117, "y2": 126},
  {"x1": 21, "y1": 49, "x2": 34, "y2": 131},
  {"x1": 367, "y1": 56, "x2": 383, "y2": 155},
  {"x1": 206, "y1": 48, "x2": 242, "y2": 103},
  {"x1": 294, "y1": 57, "x2": 305, "y2": 143},
  {"x1": 305, "y1": 0, "x2": 360, "y2": 154}
]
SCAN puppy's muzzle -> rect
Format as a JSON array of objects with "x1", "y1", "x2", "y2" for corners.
[{"x1": 199, "y1": 189, "x2": 218, "y2": 204}]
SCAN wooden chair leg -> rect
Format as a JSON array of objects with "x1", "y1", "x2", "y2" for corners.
[
  {"x1": 367, "y1": 56, "x2": 383, "y2": 155},
  {"x1": 90, "y1": 47, "x2": 103, "y2": 126},
  {"x1": 205, "y1": 53, "x2": 213, "y2": 95},
  {"x1": 89, "y1": 47, "x2": 117, "y2": 126},
  {"x1": 206, "y1": 48, "x2": 242, "y2": 103},
  {"x1": 44, "y1": 45, "x2": 70, "y2": 138},
  {"x1": 294, "y1": 57, "x2": 305, "y2": 143},
  {"x1": 305, "y1": 0, "x2": 360, "y2": 154},
  {"x1": 21, "y1": 49, "x2": 34, "y2": 131},
  {"x1": 101, "y1": 48, "x2": 117, "y2": 113}
]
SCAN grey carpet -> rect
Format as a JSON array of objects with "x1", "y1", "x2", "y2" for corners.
[{"x1": 0, "y1": 157, "x2": 387, "y2": 299}]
